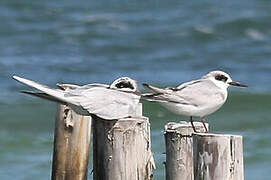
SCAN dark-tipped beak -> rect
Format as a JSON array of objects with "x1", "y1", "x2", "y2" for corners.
[{"x1": 228, "y1": 81, "x2": 248, "y2": 87}]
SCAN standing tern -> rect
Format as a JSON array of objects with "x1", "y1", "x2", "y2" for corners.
[
  {"x1": 13, "y1": 76, "x2": 141, "y2": 120},
  {"x1": 142, "y1": 70, "x2": 247, "y2": 132}
]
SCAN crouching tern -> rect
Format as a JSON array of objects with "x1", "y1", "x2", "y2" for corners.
[
  {"x1": 142, "y1": 70, "x2": 247, "y2": 132},
  {"x1": 13, "y1": 75, "x2": 141, "y2": 120}
]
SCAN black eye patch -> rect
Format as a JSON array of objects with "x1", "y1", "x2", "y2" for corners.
[
  {"x1": 215, "y1": 74, "x2": 228, "y2": 82},
  {"x1": 115, "y1": 81, "x2": 134, "y2": 89}
]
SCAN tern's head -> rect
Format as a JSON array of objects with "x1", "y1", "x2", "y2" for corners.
[
  {"x1": 203, "y1": 70, "x2": 247, "y2": 89},
  {"x1": 110, "y1": 77, "x2": 139, "y2": 93}
]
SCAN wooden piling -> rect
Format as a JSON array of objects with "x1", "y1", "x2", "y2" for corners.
[
  {"x1": 193, "y1": 133, "x2": 244, "y2": 180},
  {"x1": 164, "y1": 121, "x2": 208, "y2": 180},
  {"x1": 51, "y1": 104, "x2": 92, "y2": 180},
  {"x1": 92, "y1": 104, "x2": 155, "y2": 180}
]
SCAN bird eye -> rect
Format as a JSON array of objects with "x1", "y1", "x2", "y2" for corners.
[
  {"x1": 115, "y1": 81, "x2": 134, "y2": 89},
  {"x1": 215, "y1": 75, "x2": 228, "y2": 82}
]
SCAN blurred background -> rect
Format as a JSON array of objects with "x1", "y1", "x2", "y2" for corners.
[{"x1": 1, "y1": 0, "x2": 271, "y2": 179}]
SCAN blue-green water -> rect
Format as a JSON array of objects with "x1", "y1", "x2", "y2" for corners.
[{"x1": 1, "y1": 0, "x2": 271, "y2": 179}]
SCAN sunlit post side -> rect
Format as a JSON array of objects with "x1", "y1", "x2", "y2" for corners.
[
  {"x1": 164, "y1": 121, "x2": 208, "y2": 180},
  {"x1": 193, "y1": 133, "x2": 244, "y2": 180},
  {"x1": 92, "y1": 103, "x2": 155, "y2": 180},
  {"x1": 51, "y1": 104, "x2": 91, "y2": 180}
]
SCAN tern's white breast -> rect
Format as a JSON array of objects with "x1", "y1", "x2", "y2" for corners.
[{"x1": 159, "y1": 89, "x2": 227, "y2": 118}]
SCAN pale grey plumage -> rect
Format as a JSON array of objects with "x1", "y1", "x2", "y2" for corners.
[
  {"x1": 142, "y1": 70, "x2": 247, "y2": 132},
  {"x1": 143, "y1": 79, "x2": 226, "y2": 117},
  {"x1": 13, "y1": 75, "x2": 140, "y2": 120}
]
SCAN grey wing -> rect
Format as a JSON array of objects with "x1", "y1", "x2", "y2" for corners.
[
  {"x1": 143, "y1": 79, "x2": 224, "y2": 107},
  {"x1": 142, "y1": 81, "x2": 204, "y2": 104},
  {"x1": 56, "y1": 83, "x2": 81, "y2": 90},
  {"x1": 142, "y1": 90, "x2": 192, "y2": 104},
  {"x1": 142, "y1": 81, "x2": 196, "y2": 104},
  {"x1": 13, "y1": 75, "x2": 75, "y2": 104},
  {"x1": 142, "y1": 83, "x2": 180, "y2": 102},
  {"x1": 64, "y1": 84, "x2": 110, "y2": 97},
  {"x1": 176, "y1": 79, "x2": 201, "y2": 90},
  {"x1": 175, "y1": 79, "x2": 225, "y2": 107},
  {"x1": 80, "y1": 83, "x2": 109, "y2": 89},
  {"x1": 57, "y1": 83, "x2": 109, "y2": 90},
  {"x1": 66, "y1": 87, "x2": 140, "y2": 119}
]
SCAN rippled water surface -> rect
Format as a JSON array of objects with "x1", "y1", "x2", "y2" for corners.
[{"x1": 1, "y1": 0, "x2": 271, "y2": 179}]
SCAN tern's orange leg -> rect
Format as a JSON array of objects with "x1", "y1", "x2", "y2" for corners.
[
  {"x1": 201, "y1": 117, "x2": 209, "y2": 133},
  {"x1": 189, "y1": 116, "x2": 197, "y2": 133}
]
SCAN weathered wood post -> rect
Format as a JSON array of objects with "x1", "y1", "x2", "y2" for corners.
[
  {"x1": 92, "y1": 103, "x2": 155, "y2": 180},
  {"x1": 193, "y1": 133, "x2": 244, "y2": 180},
  {"x1": 164, "y1": 121, "x2": 208, "y2": 180},
  {"x1": 51, "y1": 104, "x2": 92, "y2": 180}
]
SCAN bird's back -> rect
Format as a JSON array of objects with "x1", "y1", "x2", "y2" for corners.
[
  {"x1": 65, "y1": 87, "x2": 140, "y2": 119},
  {"x1": 172, "y1": 79, "x2": 228, "y2": 117}
]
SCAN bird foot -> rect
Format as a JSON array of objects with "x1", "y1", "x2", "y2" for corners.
[{"x1": 189, "y1": 117, "x2": 198, "y2": 133}]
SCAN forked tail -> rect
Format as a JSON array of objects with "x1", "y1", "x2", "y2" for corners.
[{"x1": 12, "y1": 75, "x2": 72, "y2": 104}]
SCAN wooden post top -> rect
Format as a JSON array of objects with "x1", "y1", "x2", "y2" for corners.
[
  {"x1": 193, "y1": 132, "x2": 243, "y2": 139},
  {"x1": 165, "y1": 121, "x2": 209, "y2": 136}
]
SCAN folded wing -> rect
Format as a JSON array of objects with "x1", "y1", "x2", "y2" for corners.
[
  {"x1": 65, "y1": 87, "x2": 140, "y2": 119},
  {"x1": 142, "y1": 79, "x2": 225, "y2": 108},
  {"x1": 13, "y1": 75, "x2": 140, "y2": 119}
]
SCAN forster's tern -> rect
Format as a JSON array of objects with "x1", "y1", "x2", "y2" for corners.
[
  {"x1": 142, "y1": 70, "x2": 247, "y2": 132},
  {"x1": 13, "y1": 76, "x2": 140, "y2": 120}
]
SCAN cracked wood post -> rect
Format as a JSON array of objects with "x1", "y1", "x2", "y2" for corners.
[
  {"x1": 51, "y1": 104, "x2": 92, "y2": 180},
  {"x1": 164, "y1": 121, "x2": 209, "y2": 180},
  {"x1": 193, "y1": 133, "x2": 244, "y2": 180},
  {"x1": 92, "y1": 103, "x2": 155, "y2": 180}
]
